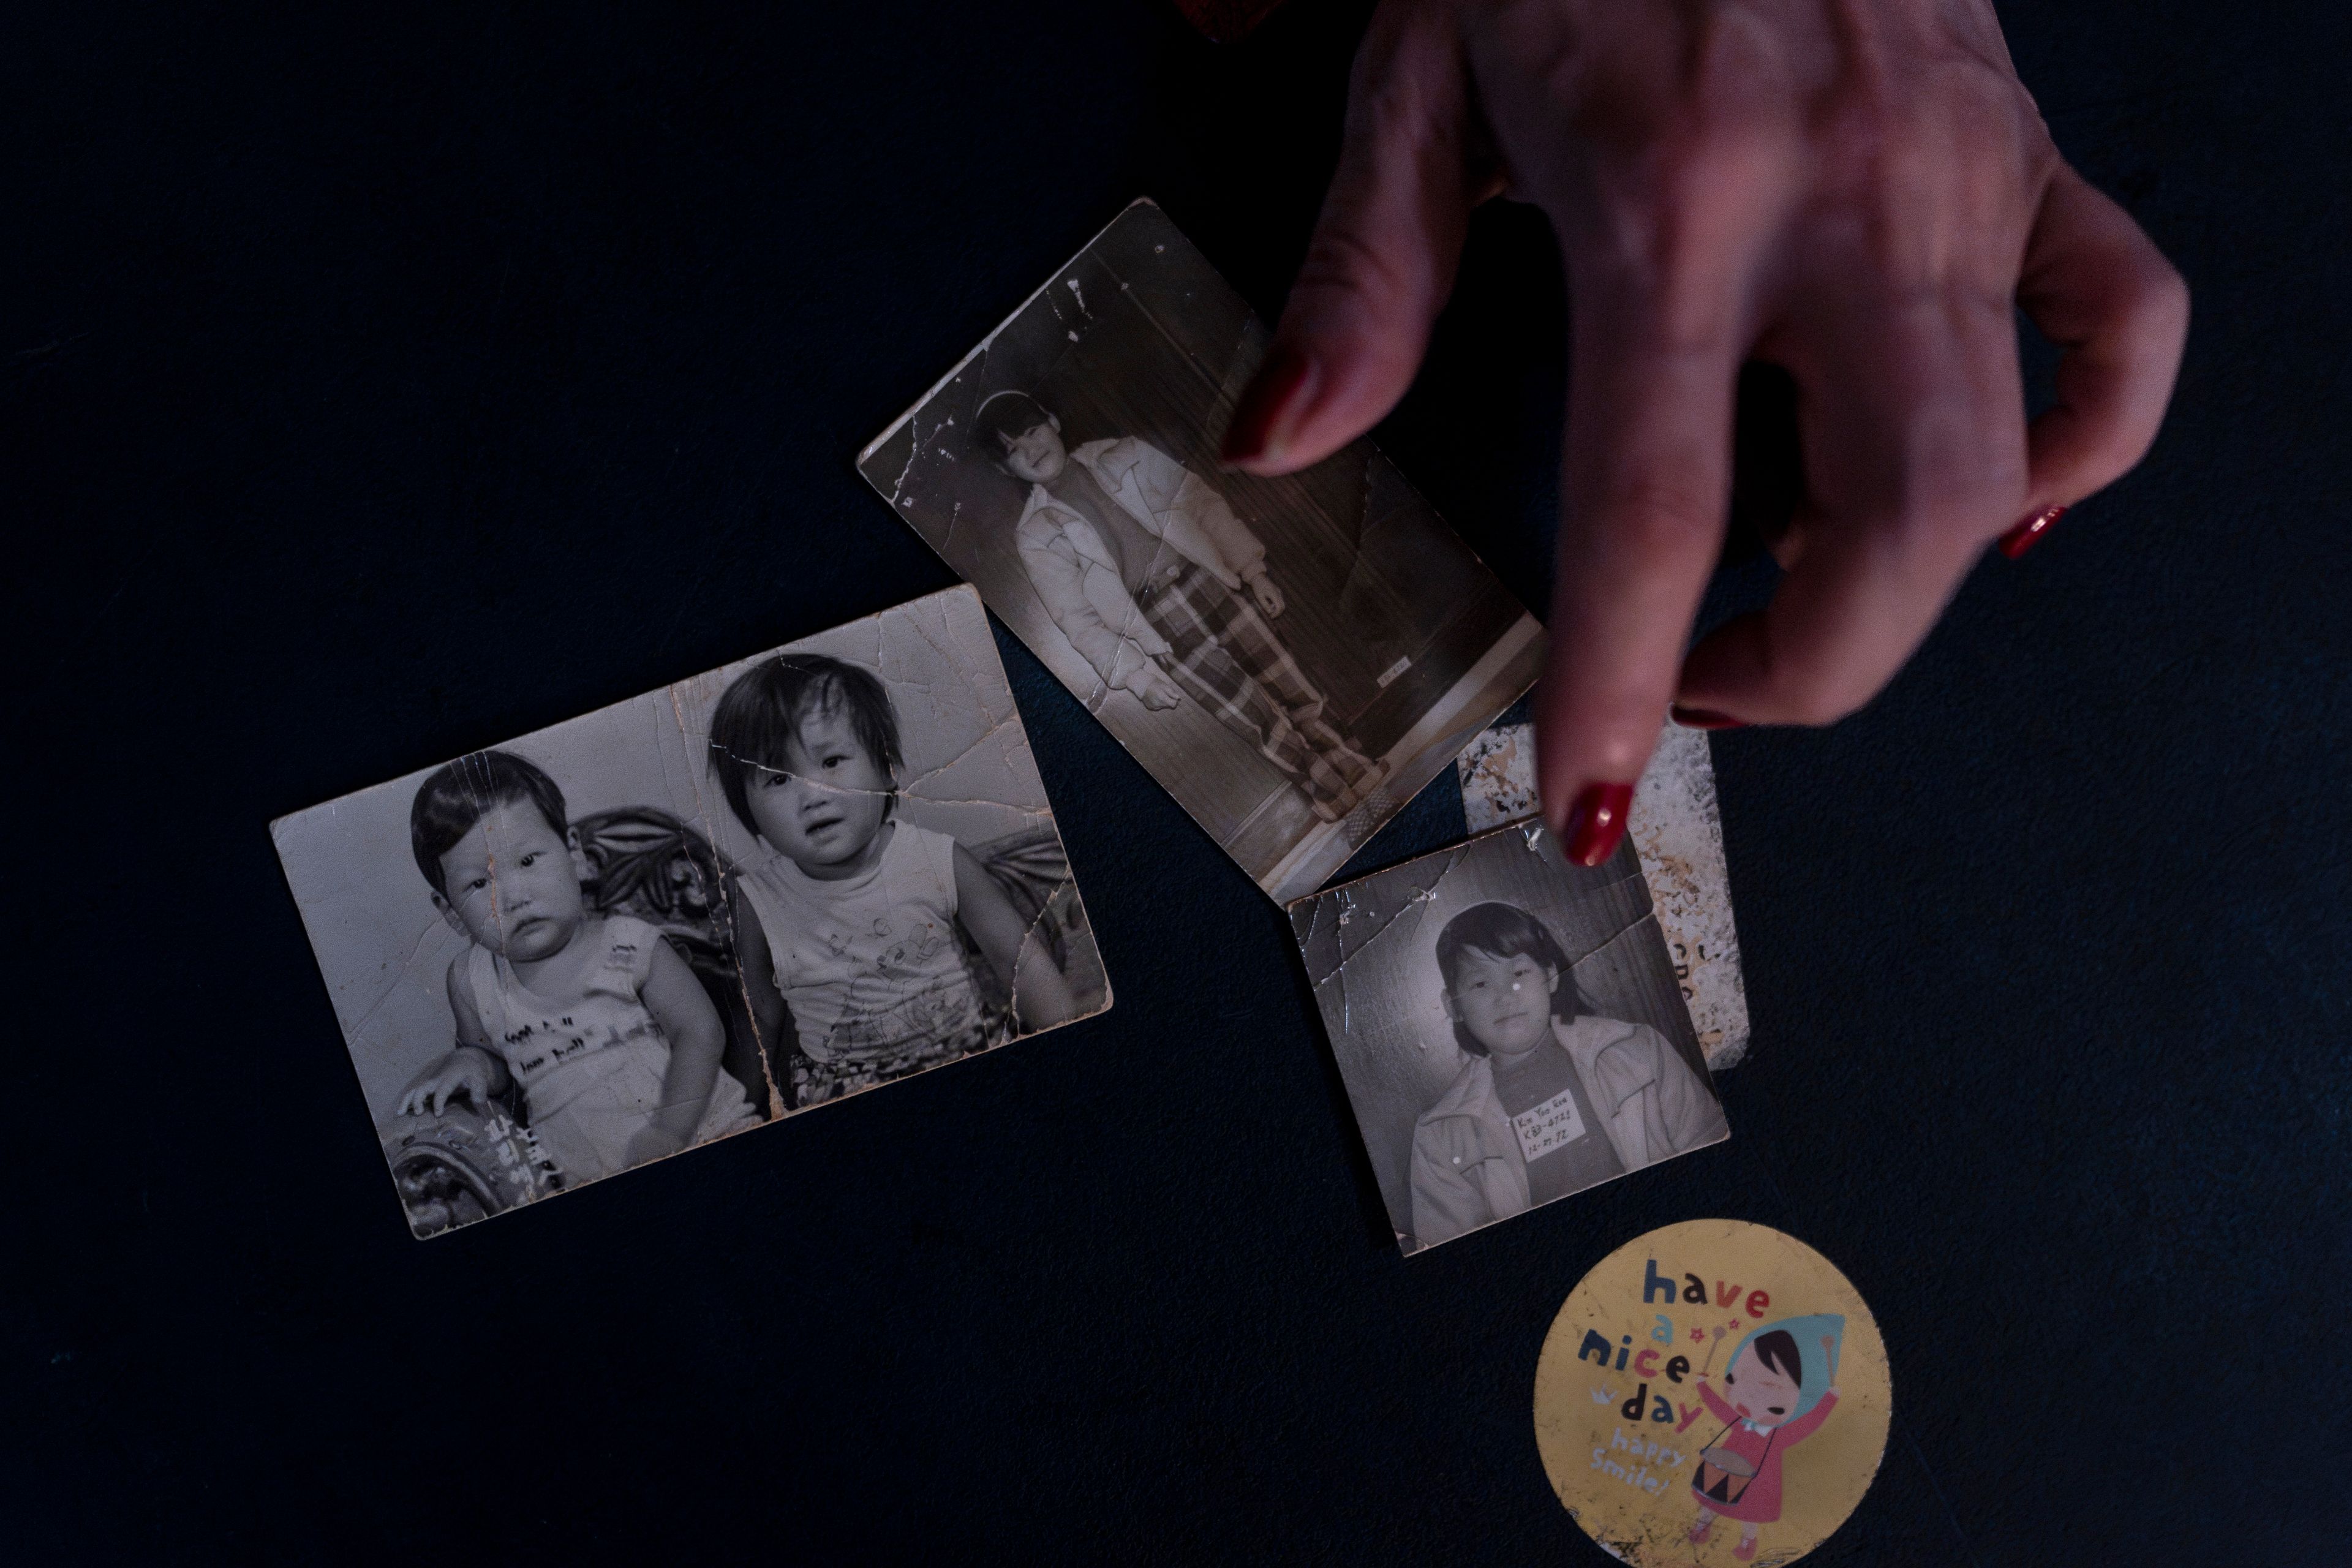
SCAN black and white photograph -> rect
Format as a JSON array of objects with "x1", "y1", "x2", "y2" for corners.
[
  {"x1": 859, "y1": 199, "x2": 1545, "y2": 903},
  {"x1": 272, "y1": 586, "x2": 1109, "y2": 1237},
  {"x1": 1289, "y1": 823, "x2": 1729, "y2": 1255}
]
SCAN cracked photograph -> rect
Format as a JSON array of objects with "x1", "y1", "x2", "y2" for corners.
[
  {"x1": 859, "y1": 199, "x2": 1546, "y2": 903},
  {"x1": 272, "y1": 586, "x2": 1109, "y2": 1237},
  {"x1": 1287, "y1": 823, "x2": 1728, "y2": 1256}
]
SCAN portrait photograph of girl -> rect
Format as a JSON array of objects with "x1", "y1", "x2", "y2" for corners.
[{"x1": 1289, "y1": 821, "x2": 1728, "y2": 1254}]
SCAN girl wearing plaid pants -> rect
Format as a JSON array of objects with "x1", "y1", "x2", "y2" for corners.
[{"x1": 976, "y1": 391, "x2": 1387, "y2": 823}]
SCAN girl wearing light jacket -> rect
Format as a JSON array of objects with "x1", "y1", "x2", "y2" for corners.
[{"x1": 1409, "y1": 901, "x2": 1726, "y2": 1248}]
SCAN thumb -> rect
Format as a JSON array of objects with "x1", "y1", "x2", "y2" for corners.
[{"x1": 1223, "y1": 1, "x2": 1478, "y2": 474}]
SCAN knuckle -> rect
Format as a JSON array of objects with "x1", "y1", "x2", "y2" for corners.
[
  {"x1": 1813, "y1": 59, "x2": 2045, "y2": 252},
  {"x1": 1348, "y1": 5, "x2": 1472, "y2": 164},
  {"x1": 1928, "y1": 439, "x2": 2029, "y2": 535},
  {"x1": 2122, "y1": 252, "x2": 2193, "y2": 343},
  {"x1": 1582, "y1": 207, "x2": 1745, "y2": 353},
  {"x1": 1939, "y1": 60, "x2": 2040, "y2": 150},
  {"x1": 1811, "y1": 90, "x2": 1913, "y2": 194},
  {"x1": 2073, "y1": 404, "x2": 2165, "y2": 489},
  {"x1": 1292, "y1": 223, "x2": 1420, "y2": 320},
  {"x1": 1590, "y1": 475, "x2": 1721, "y2": 557},
  {"x1": 1579, "y1": 126, "x2": 1788, "y2": 350},
  {"x1": 1882, "y1": 480, "x2": 2019, "y2": 559},
  {"x1": 1767, "y1": 662, "x2": 1877, "y2": 729},
  {"x1": 1352, "y1": 54, "x2": 1441, "y2": 151}
]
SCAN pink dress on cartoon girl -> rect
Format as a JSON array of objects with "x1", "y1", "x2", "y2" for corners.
[{"x1": 1690, "y1": 1382, "x2": 1839, "y2": 1524}]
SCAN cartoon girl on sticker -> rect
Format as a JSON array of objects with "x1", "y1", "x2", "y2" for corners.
[{"x1": 1688, "y1": 1314, "x2": 1844, "y2": 1560}]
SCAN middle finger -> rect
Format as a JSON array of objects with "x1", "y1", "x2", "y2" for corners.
[{"x1": 1678, "y1": 279, "x2": 2030, "y2": 725}]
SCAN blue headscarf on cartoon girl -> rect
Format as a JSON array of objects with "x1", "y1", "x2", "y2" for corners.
[{"x1": 1727, "y1": 1313, "x2": 1843, "y2": 1424}]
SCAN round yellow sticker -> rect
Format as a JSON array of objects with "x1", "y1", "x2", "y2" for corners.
[{"x1": 1534, "y1": 1220, "x2": 1891, "y2": 1565}]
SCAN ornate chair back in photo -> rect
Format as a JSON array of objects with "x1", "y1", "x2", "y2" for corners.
[{"x1": 572, "y1": 805, "x2": 775, "y2": 1117}]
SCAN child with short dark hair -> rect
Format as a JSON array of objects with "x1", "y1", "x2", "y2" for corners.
[
  {"x1": 707, "y1": 654, "x2": 1079, "y2": 1105},
  {"x1": 399, "y1": 750, "x2": 761, "y2": 1182},
  {"x1": 972, "y1": 388, "x2": 1386, "y2": 824},
  {"x1": 1409, "y1": 901, "x2": 1725, "y2": 1246}
]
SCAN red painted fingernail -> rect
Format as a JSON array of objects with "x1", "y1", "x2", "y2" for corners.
[
  {"x1": 1562, "y1": 782, "x2": 1634, "y2": 868},
  {"x1": 1670, "y1": 706, "x2": 1746, "y2": 731},
  {"x1": 1221, "y1": 344, "x2": 1317, "y2": 467},
  {"x1": 1997, "y1": 504, "x2": 2067, "y2": 560}
]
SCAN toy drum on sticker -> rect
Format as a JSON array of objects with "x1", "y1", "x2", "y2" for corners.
[{"x1": 1695, "y1": 1445, "x2": 1760, "y2": 1506}]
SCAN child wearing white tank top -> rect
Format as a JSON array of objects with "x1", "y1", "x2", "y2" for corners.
[
  {"x1": 707, "y1": 653, "x2": 1082, "y2": 1106},
  {"x1": 452, "y1": 911, "x2": 761, "y2": 1182},
  {"x1": 736, "y1": 820, "x2": 991, "y2": 1102},
  {"x1": 398, "y1": 752, "x2": 761, "y2": 1185}
]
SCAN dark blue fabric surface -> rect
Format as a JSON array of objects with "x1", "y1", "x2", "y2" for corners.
[{"x1": 6, "y1": 2, "x2": 2347, "y2": 1561}]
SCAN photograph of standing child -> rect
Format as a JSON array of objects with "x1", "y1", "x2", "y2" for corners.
[
  {"x1": 398, "y1": 750, "x2": 763, "y2": 1182},
  {"x1": 1410, "y1": 903, "x2": 1727, "y2": 1248},
  {"x1": 709, "y1": 653, "x2": 1082, "y2": 1107},
  {"x1": 1689, "y1": 1319, "x2": 1846, "y2": 1561},
  {"x1": 862, "y1": 202, "x2": 1546, "y2": 903},
  {"x1": 973, "y1": 389, "x2": 1388, "y2": 827}
]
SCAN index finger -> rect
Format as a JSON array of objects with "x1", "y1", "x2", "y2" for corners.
[
  {"x1": 1532, "y1": 73, "x2": 1796, "y2": 859},
  {"x1": 1537, "y1": 273, "x2": 1751, "y2": 861}
]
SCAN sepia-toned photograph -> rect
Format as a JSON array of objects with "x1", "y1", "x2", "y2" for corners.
[
  {"x1": 273, "y1": 586, "x2": 1109, "y2": 1237},
  {"x1": 859, "y1": 199, "x2": 1545, "y2": 903},
  {"x1": 1289, "y1": 823, "x2": 1729, "y2": 1255}
]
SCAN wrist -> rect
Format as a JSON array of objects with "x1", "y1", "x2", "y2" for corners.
[{"x1": 454, "y1": 1043, "x2": 504, "y2": 1091}]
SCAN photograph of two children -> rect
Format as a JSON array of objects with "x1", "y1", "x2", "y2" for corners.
[{"x1": 273, "y1": 586, "x2": 1109, "y2": 1237}]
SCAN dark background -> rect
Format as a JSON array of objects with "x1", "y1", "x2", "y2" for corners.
[{"x1": 6, "y1": 1, "x2": 2345, "y2": 1561}]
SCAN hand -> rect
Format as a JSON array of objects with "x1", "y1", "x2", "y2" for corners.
[
  {"x1": 1134, "y1": 664, "x2": 1186, "y2": 711},
  {"x1": 1223, "y1": 0, "x2": 2187, "y2": 865},
  {"x1": 399, "y1": 1049, "x2": 494, "y2": 1117},
  {"x1": 624, "y1": 1124, "x2": 688, "y2": 1168},
  {"x1": 1244, "y1": 567, "x2": 1286, "y2": 619}
]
